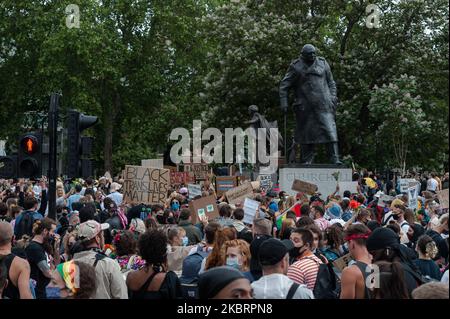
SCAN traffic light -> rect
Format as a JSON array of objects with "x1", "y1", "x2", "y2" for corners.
[
  {"x1": 18, "y1": 132, "x2": 42, "y2": 178},
  {"x1": 0, "y1": 156, "x2": 17, "y2": 179},
  {"x1": 66, "y1": 110, "x2": 98, "y2": 178}
]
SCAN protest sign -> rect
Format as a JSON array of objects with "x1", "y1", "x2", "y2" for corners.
[
  {"x1": 291, "y1": 179, "x2": 318, "y2": 195},
  {"x1": 216, "y1": 176, "x2": 237, "y2": 197},
  {"x1": 188, "y1": 183, "x2": 202, "y2": 199},
  {"x1": 141, "y1": 159, "x2": 164, "y2": 168},
  {"x1": 258, "y1": 174, "x2": 273, "y2": 192},
  {"x1": 332, "y1": 253, "x2": 353, "y2": 272},
  {"x1": 399, "y1": 178, "x2": 419, "y2": 193},
  {"x1": 251, "y1": 181, "x2": 261, "y2": 190},
  {"x1": 189, "y1": 195, "x2": 219, "y2": 224},
  {"x1": 123, "y1": 165, "x2": 169, "y2": 205},
  {"x1": 243, "y1": 198, "x2": 260, "y2": 225},
  {"x1": 170, "y1": 171, "x2": 192, "y2": 185},
  {"x1": 408, "y1": 186, "x2": 419, "y2": 210},
  {"x1": 184, "y1": 164, "x2": 209, "y2": 180},
  {"x1": 378, "y1": 194, "x2": 395, "y2": 208},
  {"x1": 164, "y1": 165, "x2": 177, "y2": 172},
  {"x1": 437, "y1": 188, "x2": 449, "y2": 209},
  {"x1": 225, "y1": 182, "x2": 254, "y2": 205},
  {"x1": 339, "y1": 181, "x2": 358, "y2": 194}
]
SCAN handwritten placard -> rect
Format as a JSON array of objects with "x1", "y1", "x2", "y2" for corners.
[
  {"x1": 243, "y1": 198, "x2": 260, "y2": 225},
  {"x1": 184, "y1": 164, "x2": 209, "y2": 180},
  {"x1": 225, "y1": 182, "x2": 254, "y2": 205},
  {"x1": 188, "y1": 184, "x2": 202, "y2": 199},
  {"x1": 170, "y1": 171, "x2": 193, "y2": 185},
  {"x1": 123, "y1": 165, "x2": 169, "y2": 205},
  {"x1": 332, "y1": 253, "x2": 353, "y2": 272},
  {"x1": 258, "y1": 174, "x2": 273, "y2": 192},
  {"x1": 291, "y1": 179, "x2": 318, "y2": 195},
  {"x1": 437, "y1": 189, "x2": 449, "y2": 209},
  {"x1": 189, "y1": 195, "x2": 219, "y2": 224}
]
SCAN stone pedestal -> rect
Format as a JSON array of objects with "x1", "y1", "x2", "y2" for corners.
[{"x1": 279, "y1": 164, "x2": 353, "y2": 199}]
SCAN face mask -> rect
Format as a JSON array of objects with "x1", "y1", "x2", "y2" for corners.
[
  {"x1": 171, "y1": 202, "x2": 180, "y2": 211},
  {"x1": 182, "y1": 236, "x2": 189, "y2": 246},
  {"x1": 226, "y1": 257, "x2": 241, "y2": 270},
  {"x1": 392, "y1": 214, "x2": 400, "y2": 221},
  {"x1": 289, "y1": 244, "x2": 304, "y2": 259}
]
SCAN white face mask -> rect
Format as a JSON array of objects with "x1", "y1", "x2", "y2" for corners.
[{"x1": 226, "y1": 256, "x2": 241, "y2": 270}]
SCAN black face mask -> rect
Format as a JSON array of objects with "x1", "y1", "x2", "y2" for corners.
[
  {"x1": 392, "y1": 214, "x2": 400, "y2": 221},
  {"x1": 289, "y1": 244, "x2": 305, "y2": 259}
]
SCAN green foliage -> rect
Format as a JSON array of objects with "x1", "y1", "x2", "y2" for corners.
[{"x1": 0, "y1": 0, "x2": 448, "y2": 174}]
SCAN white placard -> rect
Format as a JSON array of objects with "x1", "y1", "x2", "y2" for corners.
[
  {"x1": 407, "y1": 186, "x2": 419, "y2": 210},
  {"x1": 243, "y1": 198, "x2": 260, "y2": 225},
  {"x1": 188, "y1": 184, "x2": 202, "y2": 199}
]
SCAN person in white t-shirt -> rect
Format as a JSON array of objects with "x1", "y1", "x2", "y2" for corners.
[{"x1": 427, "y1": 173, "x2": 439, "y2": 193}]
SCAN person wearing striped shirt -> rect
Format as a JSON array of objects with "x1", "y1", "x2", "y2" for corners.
[{"x1": 287, "y1": 228, "x2": 323, "y2": 291}]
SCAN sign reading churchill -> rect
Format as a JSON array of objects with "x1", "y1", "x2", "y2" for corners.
[{"x1": 279, "y1": 44, "x2": 343, "y2": 165}]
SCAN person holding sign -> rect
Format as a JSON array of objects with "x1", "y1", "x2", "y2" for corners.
[
  {"x1": 340, "y1": 224, "x2": 372, "y2": 299},
  {"x1": 178, "y1": 209, "x2": 202, "y2": 245}
]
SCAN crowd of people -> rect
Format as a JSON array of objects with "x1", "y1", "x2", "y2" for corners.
[{"x1": 0, "y1": 169, "x2": 448, "y2": 299}]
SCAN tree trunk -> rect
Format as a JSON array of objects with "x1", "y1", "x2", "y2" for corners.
[{"x1": 103, "y1": 92, "x2": 120, "y2": 173}]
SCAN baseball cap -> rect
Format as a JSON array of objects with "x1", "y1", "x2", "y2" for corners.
[
  {"x1": 258, "y1": 238, "x2": 294, "y2": 266},
  {"x1": 179, "y1": 187, "x2": 188, "y2": 195},
  {"x1": 78, "y1": 220, "x2": 109, "y2": 240}
]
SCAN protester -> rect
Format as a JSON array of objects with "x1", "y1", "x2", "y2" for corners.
[
  {"x1": 112, "y1": 230, "x2": 146, "y2": 275},
  {"x1": 14, "y1": 196, "x2": 44, "y2": 240},
  {"x1": 231, "y1": 208, "x2": 247, "y2": 233},
  {"x1": 252, "y1": 238, "x2": 313, "y2": 299},
  {"x1": 167, "y1": 226, "x2": 195, "y2": 275},
  {"x1": 217, "y1": 203, "x2": 234, "y2": 227},
  {"x1": 311, "y1": 206, "x2": 330, "y2": 231},
  {"x1": 24, "y1": 217, "x2": 60, "y2": 299},
  {"x1": 178, "y1": 209, "x2": 202, "y2": 245},
  {"x1": 249, "y1": 218, "x2": 273, "y2": 280},
  {"x1": 127, "y1": 229, "x2": 182, "y2": 299},
  {"x1": 51, "y1": 260, "x2": 97, "y2": 299},
  {"x1": 340, "y1": 224, "x2": 372, "y2": 299},
  {"x1": 371, "y1": 261, "x2": 410, "y2": 299},
  {"x1": 0, "y1": 221, "x2": 33, "y2": 299},
  {"x1": 221, "y1": 239, "x2": 251, "y2": 273},
  {"x1": 366, "y1": 227, "x2": 420, "y2": 296},
  {"x1": 106, "y1": 182, "x2": 123, "y2": 206},
  {"x1": 414, "y1": 235, "x2": 441, "y2": 280},
  {"x1": 287, "y1": 228, "x2": 323, "y2": 291},
  {"x1": 72, "y1": 220, "x2": 128, "y2": 299},
  {"x1": 198, "y1": 266, "x2": 253, "y2": 299}
]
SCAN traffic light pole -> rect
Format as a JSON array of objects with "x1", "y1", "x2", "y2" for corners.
[{"x1": 47, "y1": 93, "x2": 60, "y2": 221}]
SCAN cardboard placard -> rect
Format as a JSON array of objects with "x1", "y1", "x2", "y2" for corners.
[
  {"x1": 225, "y1": 182, "x2": 254, "y2": 205},
  {"x1": 243, "y1": 198, "x2": 260, "y2": 225},
  {"x1": 188, "y1": 184, "x2": 202, "y2": 199},
  {"x1": 291, "y1": 179, "x2": 318, "y2": 195},
  {"x1": 164, "y1": 165, "x2": 178, "y2": 172},
  {"x1": 141, "y1": 159, "x2": 164, "y2": 168},
  {"x1": 184, "y1": 164, "x2": 209, "y2": 180},
  {"x1": 123, "y1": 165, "x2": 169, "y2": 205},
  {"x1": 437, "y1": 189, "x2": 449, "y2": 209},
  {"x1": 189, "y1": 195, "x2": 219, "y2": 224},
  {"x1": 332, "y1": 253, "x2": 353, "y2": 272},
  {"x1": 170, "y1": 171, "x2": 192, "y2": 185},
  {"x1": 216, "y1": 176, "x2": 237, "y2": 197}
]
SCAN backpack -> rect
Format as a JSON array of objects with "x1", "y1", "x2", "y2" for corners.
[
  {"x1": 16, "y1": 211, "x2": 36, "y2": 240},
  {"x1": 179, "y1": 245, "x2": 210, "y2": 299},
  {"x1": 305, "y1": 256, "x2": 340, "y2": 299}
]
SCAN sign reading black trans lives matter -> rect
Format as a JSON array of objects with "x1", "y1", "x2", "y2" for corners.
[{"x1": 123, "y1": 165, "x2": 169, "y2": 205}]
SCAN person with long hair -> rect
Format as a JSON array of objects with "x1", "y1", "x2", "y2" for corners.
[
  {"x1": 220, "y1": 239, "x2": 251, "y2": 273},
  {"x1": 51, "y1": 260, "x2": 97, "y2": 299},
  {"x1": 414, "y1": 235, "x2": 441, "y2": 280},
  {"x1": 320, "y1": 223, "x2": 347, "y2": 262},
  {"x1": 366, "y1": 227, "x2": 420, "y2": 296},
  {"x1": 204, "y1": 227, "x2": 236, "y2": 272},
  {"x1": 371, "y1": 261, "x2": 410, "y2": 299},
  {"x1": 25, "y1": 218, "x2": 59, "y2": 299}
]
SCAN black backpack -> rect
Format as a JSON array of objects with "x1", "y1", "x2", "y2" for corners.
[
  {"x1": 16, "y1": 211, "x2": 35, "y2": 240},
  {"x1": 305, "y1": 257, "x2": 340, "y2": 299}
]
